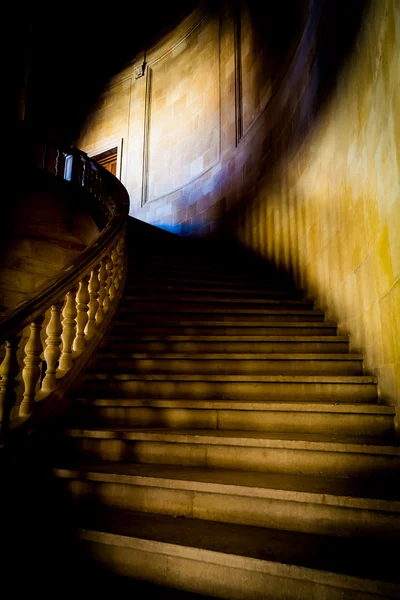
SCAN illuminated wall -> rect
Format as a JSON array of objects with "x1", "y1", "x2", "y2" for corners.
[
  {"x1": 77, "y1": 2, "x2": 306, "y2": 233},
  {"x1": 233, "y1": 0, "x2": 400, "y2": 426}
]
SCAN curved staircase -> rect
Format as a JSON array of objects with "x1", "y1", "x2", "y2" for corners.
[{"x1": 52, "y1": 226, "x2": 400, "y2": 599}]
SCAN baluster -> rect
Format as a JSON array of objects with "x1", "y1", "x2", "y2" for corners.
[
  {"x1": 111, "y1": 245, "x2": 120, "y2": 292},
  {"x1": 85, "y1": 266, "x2": 100, "y2": 338},
  {"x1": 20, "y1": 316, "x2": 45, "y2": 417},
  {"x1": 0, "y1": 334, "x2": 21, "y2": 433},
  {"x1": 59, "y1": 288, "x2": 78, "y2": 371},
  {"x1": 96, "y1": 260, "x2": 107, "y2": 325},
  {"x1": 103, "y1": 252, "x2": 114, "y2": 313},
  {"x1": 80, "y1": 157, "x2": 86, "y2": 188},
  {"x1": 118, "y1": 236, "x2": 125, "y2": 281},
  {"x1": 55, "y1": 148, "x2": 60, "y2": 177},
  {"x1": 42, "y1": 301, "x2": 64, "y2": 391},
  {"x1": 73, "y1": 276, "x2": 90, "y2": 353}
]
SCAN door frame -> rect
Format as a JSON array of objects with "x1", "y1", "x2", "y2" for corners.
[{"x1": 88, "y1": 138, "x2": 123, "y2": 180}]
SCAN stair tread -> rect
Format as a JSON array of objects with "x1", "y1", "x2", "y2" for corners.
[
  {"x1": 64, "y1": 427, "x2": 400, "y2": 452},
  {"x1": 85, "y1": 373, "x2": 376, "y2": 382},
  {"x1": 126, "y1": 284, "x2": 304, "y2": 295},
  {"x1": 54, "y1": 462, "x2": 400, "y2": 504},
  {"x1": 113, "y1": 320, "x2": 337, "y2": 327},
  {"x1": 106, "y1": 335, "x2": 348, "y2": 341},
  {"x1": 119, "y1": 307, "x2": 324, "y2": 315},
  {"x1": 76, "y1": 508, "x2": 400, "y2": 585},
  {"x1": 122, "y1": 297, "x2": 313, "y2": 307},
  {"x1": 95, "y1": 353, "x2": 363, "y2": 360},
  {"x1": 73, "y1": 398, "x2": 396, "y2": 414}
]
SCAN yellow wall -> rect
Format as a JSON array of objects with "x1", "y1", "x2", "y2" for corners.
[{"x1": 235, "y1": 0, "x2": 400, "y2": 425}]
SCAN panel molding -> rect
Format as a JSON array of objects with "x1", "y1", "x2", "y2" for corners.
[
  {"x1": 141, "y1": 67, "x2": 152, "y2": 207},
  {"x1": 234, "y1": 1, "x2": 243, "y2": 146},
  {"x1": 141, "y1": 16, "x2": 221, "y2": 206}
]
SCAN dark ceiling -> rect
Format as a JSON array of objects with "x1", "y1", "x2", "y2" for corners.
[
  {"x1": 21, "y1": 0, "x2": 198, "y2": 139},
  {"x1": 16, "y1": 0, "x2": 367, "y2": 143}
]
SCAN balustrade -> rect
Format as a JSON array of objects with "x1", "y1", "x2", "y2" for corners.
[{"x1": 0, "y1": 129, "x2": 129, "y2": 442}]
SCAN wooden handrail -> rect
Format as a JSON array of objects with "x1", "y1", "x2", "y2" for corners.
[{"x1": 0, "y1": 126, "x2": 129, "y2": 442}]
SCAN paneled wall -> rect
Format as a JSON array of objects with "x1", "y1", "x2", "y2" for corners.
[{"x1": 77, "y1": 2, "x2": 306, "y2": 233}]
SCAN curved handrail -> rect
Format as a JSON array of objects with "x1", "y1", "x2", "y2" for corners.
[{"x1": 0, "y1": 126, "x2": 129, "y2": 442}]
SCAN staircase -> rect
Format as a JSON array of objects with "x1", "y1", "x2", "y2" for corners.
[{"x1": 53, "y1": 227, "x2": 400, "y2": 599}]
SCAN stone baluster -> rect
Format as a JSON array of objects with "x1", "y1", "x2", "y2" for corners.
[
  {"x1": 0, "y1": 335, "x2": 21, "y2": 434},
  {"x1": 118, "y1": 235, "x2": 126, "y2": 281},
  {"x1": 111, "y1": 245, "x2": 120, "y2": 292},
  {"x1": 73, "y1": 276, "x2": 90, "y2": 353},
  {"x1": 103, "y1": 252, "x2": 114, "y2": 314},
  {"x1": 59, "y1": 288, "x2": 78, "y2": 371},
  {"x1": 20, "y1": 316, "x2": 45, "y2": 417},
  {"x1": 85, "y1": 266, "x2": 100, "y2": 339},
  {"x1": 96, "y1": 260, "x2": 107, "y2": 326},
  {"x1": 55, "y1": 148, "x2": 61, "y2": 177},
  {"x1": 80, "y1": 156, "x2": 86, "y2": 188},
  {"x1": 42, "y1": 301, "x2": 64, "y2": 391}
]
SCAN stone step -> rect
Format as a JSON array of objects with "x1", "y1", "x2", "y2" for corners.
[
  {"x1": 126, "y1": 283, "x2": 304, "y2": 299},
  {"x1": 102, "y1": 335, "x2": 350, "y2": 354},
  {"x1": 71, "y1": 399, "x2": 395, "y2": 437},
  {"x1": 91, "y1": 354, "x2": 364, "y2": 376},
  {"x1": 121, "y1": 296, "x2": 314, "y2": 310},
  {"x1": 111, "y1": 321, "x2": 337, "y2": 337},
  {"x1": 127, "y1": 272, "x2": 294, "y2": 289},
  {"x1": 118, "y1": 307, "x2": 326, "y2": 323},
  {"x1": 54, "y1": 463, "x2": 400, "y2": 538},
  {"x1": 128, "y1": 261, "x2": 283, "y2": 279},
  {"x1": 74, "y1": 509, "x2": 400, "y2": 598},
  {"x1": 129, "y1": 255, "x2": 243, "y2": 273},
  {"x1": 63, "y1": 428, "x2": 399, "y2": 478},
  {"x1": 82, "y1": 373, "x2": 377, "y2": 402}
]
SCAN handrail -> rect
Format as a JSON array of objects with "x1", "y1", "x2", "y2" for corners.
[{"x1": 0, "y1": 126, "x2": 129, "y2": 442}]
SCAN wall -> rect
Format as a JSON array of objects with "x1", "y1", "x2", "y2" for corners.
[
  {"x1": 233, "y1": 0, "x2": 400, "y2": 424},
  {"x1": 77, "y1": 0, "x2": 400, "y2": 422},
  {"x1": 0, "y1": 172, "x2": 99, "y2": 310},
  {"x1": 77, "y1": 1, "x2": 306, "y2": 233}
]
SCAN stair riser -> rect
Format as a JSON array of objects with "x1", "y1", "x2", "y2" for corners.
[
  {"x1": 128, "y1": 270, "x2": 289, "y2": 285},
  {"x1": 83, "y1": 380, "x2": 377, "y2": 402},
  {"x1": 102, "y1": 341, "x2": 350, "y2": 354},
  {"x1": 126, "y1": 285, "x2": 303, "y2": 299},
  {"x1": 60, "y1": 478, "x2": 400, "y2": 539},
  {"x1": 111, "y1": 325, "x2": 337, "y2": 336},
  {"x1": 121, "y1": 300, "x2": 314, "y2": 311},
  {"x1": 65, "y1": 438, "x2": 400, "y2": 478},
  {"x1": 128, "y1": 277, "x2": 292, "y2": 291},
  {"x1": 71, "y1": 407, "x2": 394, "y2": 437},
  {"x1": 79, "y1": 537, "x2": 398, "y2": 600},
  {"x1": 118, "y1": 310, "x2": 324, "y2": 323},
  {"x1": 91, "y1": 359, "x2": 363, "y2": 376}
]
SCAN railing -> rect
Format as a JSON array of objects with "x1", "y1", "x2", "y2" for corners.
[{"x1": 0, "y1": 128, "x2": 129, "y2": 443}]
